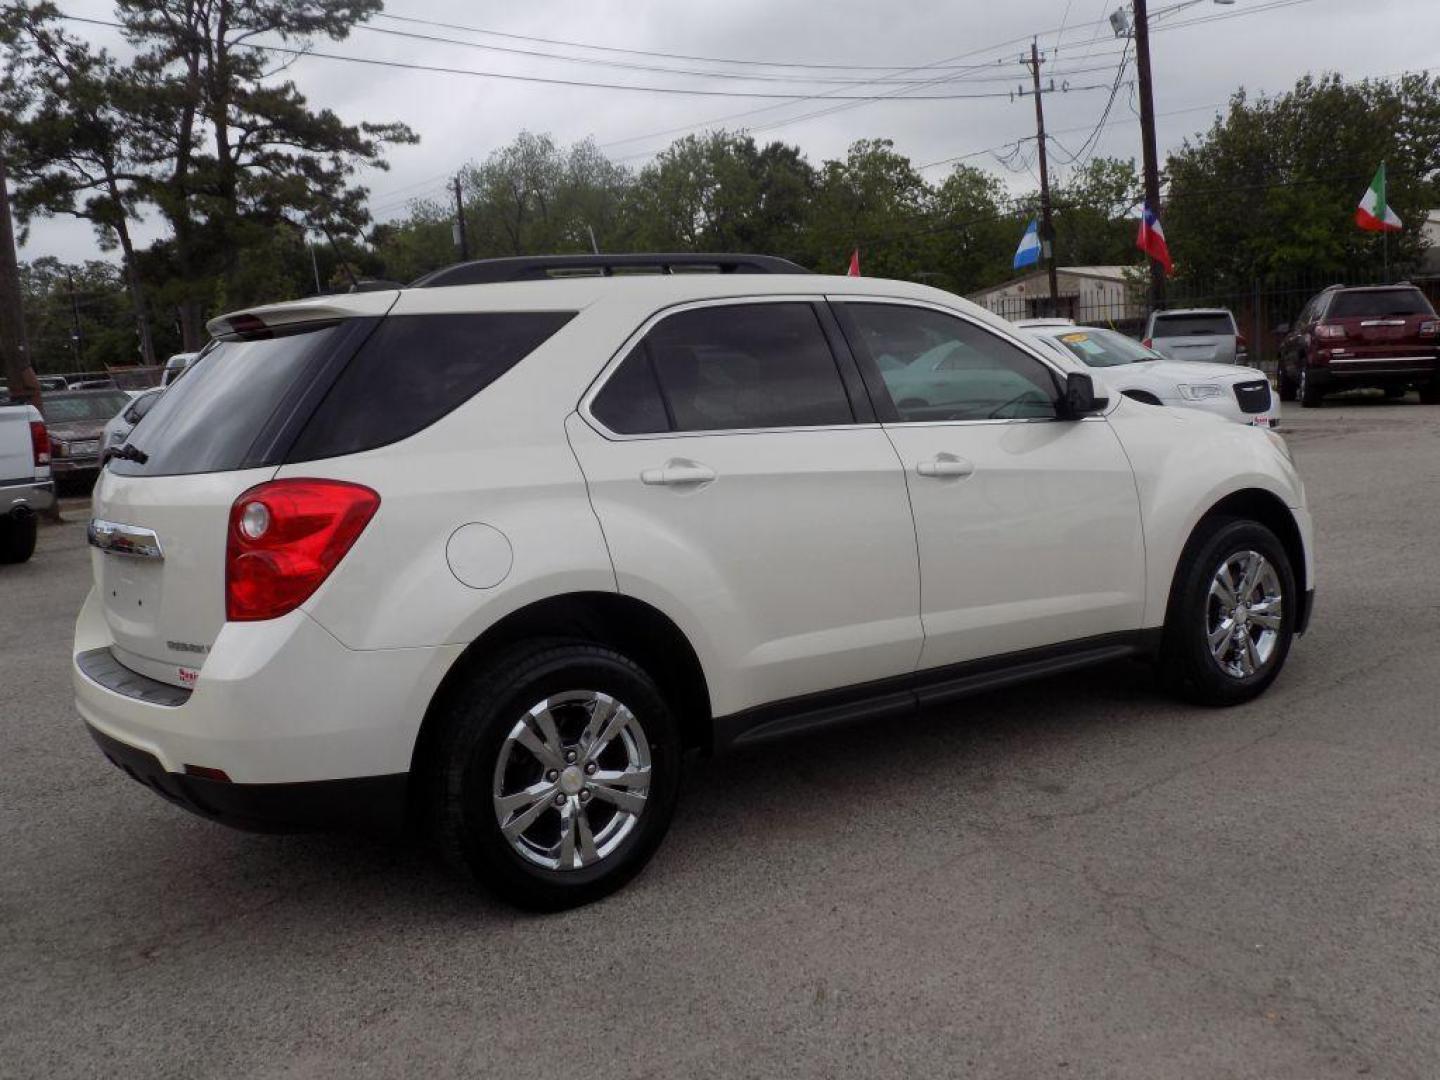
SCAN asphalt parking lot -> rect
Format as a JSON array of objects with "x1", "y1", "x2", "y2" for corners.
[{"x1": 3, "y1": 395, "x2": 1439, "y2": 1080}]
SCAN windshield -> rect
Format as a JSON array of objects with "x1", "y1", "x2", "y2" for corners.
[
  {"x1": 1151, "y1": 313, "x2": 1234, "y2": 337},
  {"x1": 1049, "y1": 328, "x2": 1159, "y2": 368},
  {"x1": 42, "y1": 392, "x2": 130, "y2": 423},
  {"x1": 1328, "y1": 289, "x2": 1434, "y2": 318}
]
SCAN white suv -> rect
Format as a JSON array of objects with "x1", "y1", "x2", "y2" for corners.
[{"x1": 74, "y1": 254, "x2": 1315, "y2": 910}]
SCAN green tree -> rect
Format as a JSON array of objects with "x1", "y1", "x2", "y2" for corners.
[
  {"x1": 1164, "y1": 73, "x2": 1440, "y2": 289},
  {"x1": 115, "y1": 0, "x2": 416, "y2": 345},
  {"x1": 2, "y1": 3, "x2": 159, "y2": 363}
]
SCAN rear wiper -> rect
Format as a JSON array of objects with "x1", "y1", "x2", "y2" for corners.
[{"x1": 111, "y1": 443, "x2": 149, "y2": 465}]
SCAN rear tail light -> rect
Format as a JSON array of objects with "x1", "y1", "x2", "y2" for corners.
[
  {"x1": 1141, "y1": 337, "x2": 1153, "y2": 349},
  {"x1": 1315, "y1": 324, "x2": 1346, "y2": 340},
  {"x1": 1236, "y1": 332, "x2": 1248, "y2": 350},
  {"x1": 225, "y1": 479, "x2": 380, "y2": 621},
  {"x1": 1420, "y1": 320, "x2": 1438, "y2": 337},
  {"x1": 30, "y1": 421, "x2": 50, "y2": 467}
]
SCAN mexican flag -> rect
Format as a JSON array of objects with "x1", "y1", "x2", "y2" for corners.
[{"x1": 1355, "y1": 163, "x2": 1402, "y2": 233}]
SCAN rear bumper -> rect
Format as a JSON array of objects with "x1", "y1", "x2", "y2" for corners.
[
  {"x1": 73, "y1": 587, "x2": 464, "y2": 828},
  {"x1": 2, "y1": 478, "x2": 54, "y2": 515},
  {"x1": 50, "y1": 456, "x2": 100, "y2": 476},
  {"x1": 1309, "y1": 355, "x2": 1439, "y2": 386},
  {"x1": 86, "y1": 723, "x2": 407, "y2": 834}
]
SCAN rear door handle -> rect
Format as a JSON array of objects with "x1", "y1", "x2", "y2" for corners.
[
  {"x1": 916, "y1": 455, "x2": 975, "y2": 479},
  {"x1": 640, "y1": 460, "x2": 717, "y2": 487}
]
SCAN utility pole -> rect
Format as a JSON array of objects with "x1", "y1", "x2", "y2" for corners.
[
  {"x1": 452, "y1": 175, "x2": 471, "y2": 262},
  {"x1": 0, "y1": 150, "x2": 39, "y2": 404},
  {"x1": 66, "y1": 268, "x2": 85, "y2": 364},
  {"x1": 1131, "y1": 0, "x2": 1166, "y2": 311},
  {"x1": 1027, "y1": 39, "x2": 1061, "y2": 316}
]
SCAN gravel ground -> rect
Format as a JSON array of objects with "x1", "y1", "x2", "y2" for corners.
[{"x1": 2, "y1": 395, "x2": 1439, "y2": 1080}]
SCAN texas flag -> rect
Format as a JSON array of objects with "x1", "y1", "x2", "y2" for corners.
[
  {"x1": 1136, "y1": 204, "x2": 1173, "y2": 275},
  {"x1": 1013, "y1": 218, "x2": 1041, "y2": 270}
]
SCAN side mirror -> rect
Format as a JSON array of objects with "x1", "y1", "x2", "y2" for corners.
[{"x1": 1062, "y1": 371, "x2": 1108, "y2": 418}]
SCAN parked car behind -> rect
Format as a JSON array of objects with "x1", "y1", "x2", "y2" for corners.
[
  {"x1": 0, "y1": 399, "x2": 54, "y2": 563},
  {"x1": 1277, "y1": 284, "x2": 1440, "y2": 407},
  {"x1": 1018, "y1": 321, "x2": 1279, "y2": 428},
  {"x1": 40, "y1": 389, "x2": 132, "y2": 487},
  {"x1": 100, "y1": 387, "x2": 163, "y2": 466},
  {"x1": 1143, "y1": 308, "x2": 1247, "y2": 365},
  {"x1": 161, "y1": 351, "x2": 200, "y2": 386}
]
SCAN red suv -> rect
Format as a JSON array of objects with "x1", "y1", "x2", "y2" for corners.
[{"x1": 1278, "y1": 284, "x2": 1440, "y2": 407}]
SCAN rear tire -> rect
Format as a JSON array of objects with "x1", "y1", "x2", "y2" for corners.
[
  {"x1": 1160, "y1": 518, "x2": 1296, "y2": 706},
  {"x1": 426, "y1": 639, "x2": 683, "y2": 911},
  {"x1": 1277, "y1": 369, "x2": 1297, "y2": 402},
  {"x1": 1419, "y1": 382, "x2": 1440, "y2": 405},
  {"x1": 1299, "y1": 367, "x2": 1323, "y2": 408},
  {"x1": 1383, "y1": 386, "x2": 1406, "y2": 400},
  {"x1": 0, "y1": 515, "x2": 37, "y2": 564}
]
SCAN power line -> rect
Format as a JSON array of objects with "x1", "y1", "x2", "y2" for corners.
[
  {"x1": 51, "y1": 18, "x2": 1038, "y2": 101},
  {"x1": 353, "y1": 21, "x2": 1049, "y2": 87},
  {"x1": 372, "y1": 9, "x2": 1117, "y2": 74}
]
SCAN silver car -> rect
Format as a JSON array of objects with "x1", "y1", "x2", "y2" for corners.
[
  {"x1": 100, "y1": 387, "x2": 162, "y2": 465},
  {"x1": 1143, "y1": 308, "x2": 1247, "y2": 365}
]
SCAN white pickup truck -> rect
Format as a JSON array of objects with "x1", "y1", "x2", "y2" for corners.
[{"x1": 0, "y1": 400, "x2": 54, "y2": 563}]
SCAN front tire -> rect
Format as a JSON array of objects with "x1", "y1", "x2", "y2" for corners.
[
  {"x1": 1161, "y1": 518, "x2": 1296, "y2": 706},
  {"x1": 0, "y1": 515, "x2": 38, "y2": 563},
  {"x1": 427, "y1": 640, "x2": 683, "y2": 911},
  {"x1": 1419, "y1": 382, "x2": 1440, "y2": 405}
]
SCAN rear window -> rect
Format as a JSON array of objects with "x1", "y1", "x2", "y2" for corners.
[
  {"x1": 42, "y1": 392, "x2": 130, "y2": 422},
  {"x1": 286, "y1": 311, "x2": 574, "y2": 461},
  {"x1": 1151, "y1": 313, "x2": 1235, "y2": 337},
  {"x1": 109, "y1": 326, "x2": 347, "y2": 477},
  {"x1": 1327, "y1": 288, "x2": 1435, "y2": 318}
]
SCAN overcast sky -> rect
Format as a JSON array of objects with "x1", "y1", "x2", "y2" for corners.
[{"x1": 18, "y1": 0, "x2": 1439, "y2": 264}]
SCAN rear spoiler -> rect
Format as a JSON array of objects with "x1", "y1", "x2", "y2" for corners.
[{"x1": 206, "y1": 291, "x2": 400, "y2": 339}]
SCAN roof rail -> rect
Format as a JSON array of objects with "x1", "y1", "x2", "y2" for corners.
[{"x1": 410, "y1": 253, "x2": 811, "y2": 289}]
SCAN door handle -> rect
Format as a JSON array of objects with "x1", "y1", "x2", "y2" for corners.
[
  {"x1": 640, "y1": 460, "x2": 717, "y2": 487},
  {"x1": 916, "y1": 455, "x2": 975, "y2": 479}
]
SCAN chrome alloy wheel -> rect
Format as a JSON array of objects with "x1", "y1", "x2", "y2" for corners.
[
  {"x1": 492, "y1": 691, "x2": 652, "y2": 871},
  {"x1": 1206, "y1": 550, "x2": 1284, "y2": 678}
]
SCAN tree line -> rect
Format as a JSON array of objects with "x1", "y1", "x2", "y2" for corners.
[{"x1": 2, "y1": 0, "x2": 1436, "y2": 377}]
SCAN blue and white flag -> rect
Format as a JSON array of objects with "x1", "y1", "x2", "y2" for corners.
[{"x1": 1013, "y1": 218, "x2": 1041, "y2": 270}]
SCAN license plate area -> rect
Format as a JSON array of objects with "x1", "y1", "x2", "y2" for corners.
[{"x1": 100, "y1": 554, "x2": 166, "y2": 640}]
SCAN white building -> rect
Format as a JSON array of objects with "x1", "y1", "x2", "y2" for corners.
[{"x1": 967, "y1": 265, "x2": 1144, "y2": 324}]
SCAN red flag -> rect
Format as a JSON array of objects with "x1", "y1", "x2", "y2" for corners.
[
  {"x1": 1135, "y1": 205, "x2": 1173, "y2": 275},
  {"x1": 846, "y1": 249, "x2": 861, "y2": 277}
]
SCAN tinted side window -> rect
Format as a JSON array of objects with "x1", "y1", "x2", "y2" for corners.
[
  {"x1": 640, "y1": 303, "x2": 852, "y2": 433},
  {"x1": 842, "y1": 304, "x2": 1059, "y2": 422},
  {"x1": 289, "y1": 311, "x2": 575, "y2": 461},
  {"x1": 591, "y1": 345, "x2": 671, "y2": 434}
]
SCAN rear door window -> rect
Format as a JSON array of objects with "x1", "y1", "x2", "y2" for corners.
[
  {"x1": 592, "y1": 302, "x2": 854, "y2": 434},
  {"x1": 1150, "y1": 313, "x2": 1235, "y2": 337},
  {"x1": 1327, "y1": 289, "x2": 1435, "y2": 318},
  {"x1": 287, "y1": 311, "x2": 574, "y2": 461}
]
